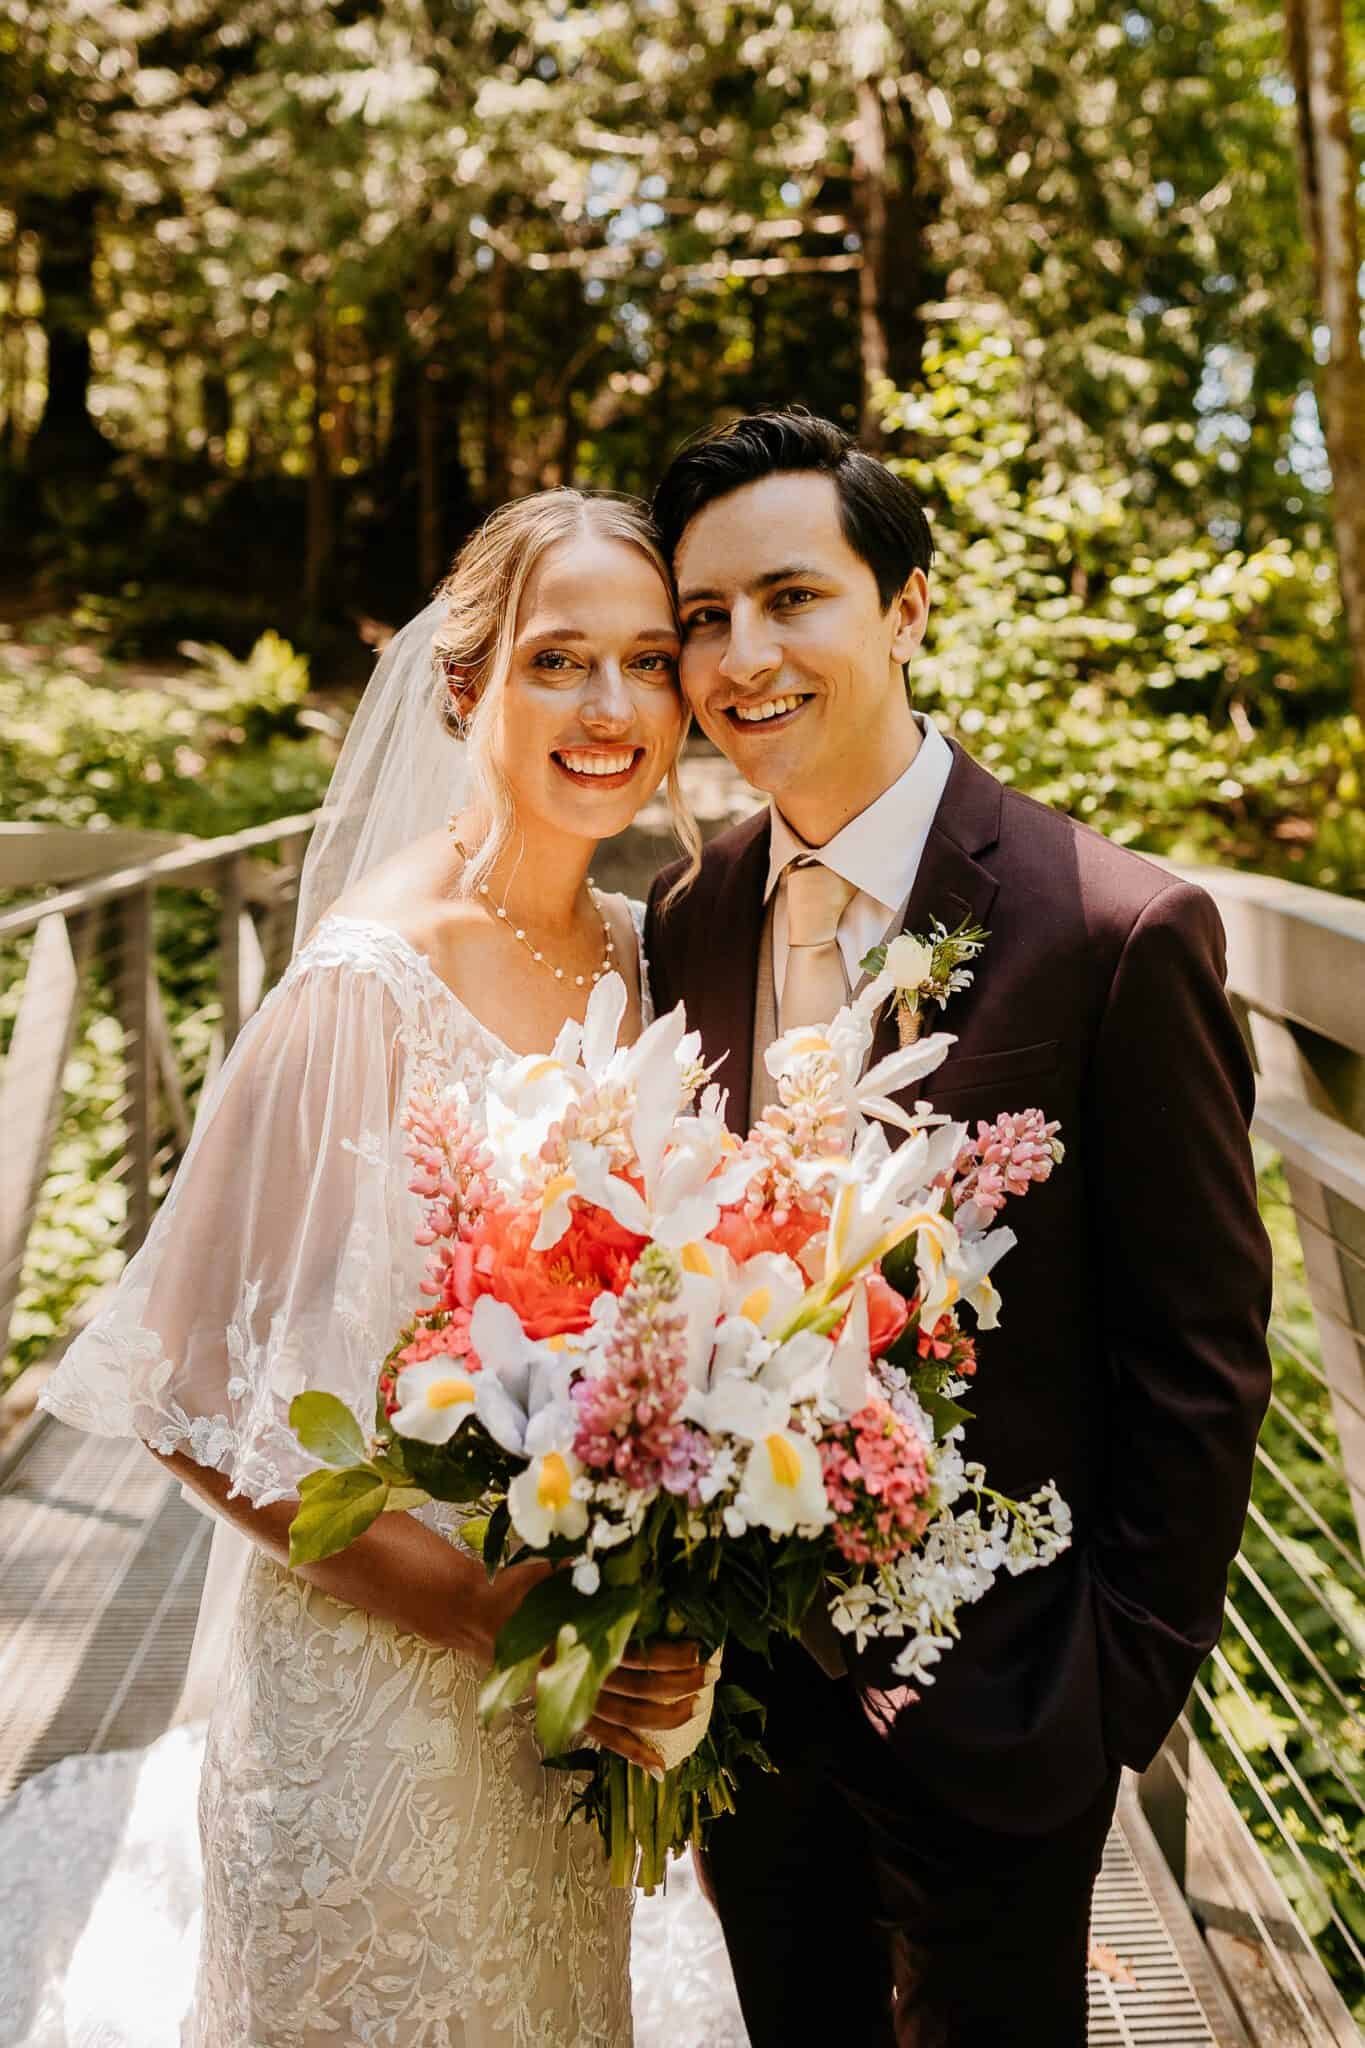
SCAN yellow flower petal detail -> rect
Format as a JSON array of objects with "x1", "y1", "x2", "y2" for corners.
[
  {"x1": 682, "y1": 1242, "x2": 714, "y2": 1277},
  {"x1": 536, "y1": 1451, "x2": 573, "y2": 1511},
  {"x1": 766, "y1": 1435, "x2": 802, "y2": 1489},
  {"x1": 739, "y1": 1286, "x2": 772, "y2": 1325},
  {"x1": 425, "y1": 1377, "x2": 476, "y2": 1410}
]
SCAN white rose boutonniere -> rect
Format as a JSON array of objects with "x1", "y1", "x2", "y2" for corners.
[{"x1": 861, "y1": 916, "x2": 990, "y2": 1046}]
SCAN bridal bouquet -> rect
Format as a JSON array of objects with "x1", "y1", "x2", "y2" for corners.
[{"x1": 287, "y1": 963, "x2": 1070, "y2": 1890}]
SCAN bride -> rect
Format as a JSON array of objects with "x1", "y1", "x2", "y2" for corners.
[{"x1": 28, "y1": 490, "x2": 722, "y2": 2048}]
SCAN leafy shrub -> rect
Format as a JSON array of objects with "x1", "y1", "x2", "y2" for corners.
[
  {"x1": 1, "y1": 624, "x2": 334, "y2": 1387},
  {"x1": 883, "y1": 328, "x2": 1364, "y2": 897}
]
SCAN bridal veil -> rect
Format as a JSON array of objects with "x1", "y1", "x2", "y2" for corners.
[{"x1": 38, "y1": 595, "x2": 471, "y2": 1716}]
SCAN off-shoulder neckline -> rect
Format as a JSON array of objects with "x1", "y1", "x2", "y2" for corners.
[{"x1": 309, "y1": 908, "x2": 648, "y2": 1060}]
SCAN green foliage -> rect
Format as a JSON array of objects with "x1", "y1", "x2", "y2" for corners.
[
  {"x1": 0, "y1": 621, "x2": 331, "y2": 840},
  {"x1": 288, "y1": 1391, "x2": 369, "y2": 1470},
  {"x1": 481, "y1": 1573, "x2": 642, "y2": 1758},
  {"x1": 0, "y1": 624, "x2": 333, "y2": 1390},
  {"x1": 884, "y1": 328, "x2": 1365, "y2": 896},
  {"x1": 288, "y1": 1467, "x2": 391, "y2": 1568},
  {"x1": 1193, "y1": 1152, "x2": 1365, "y2": 2015}
]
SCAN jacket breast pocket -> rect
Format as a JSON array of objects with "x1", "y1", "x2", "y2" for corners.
[{"x1": 933, "y1": 1038, "x2": 1061, "y2": 1102}]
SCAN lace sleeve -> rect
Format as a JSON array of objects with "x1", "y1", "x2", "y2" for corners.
[{"x1": 39, "y1": 943, "x2": 421, "y2": 1509}]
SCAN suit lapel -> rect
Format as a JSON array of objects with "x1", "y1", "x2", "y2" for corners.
[
  {"x1": 689, "y1": 809, "x2": 770, "y2": 1135},
  {"x1": 868, "y1": 742, "x2": 1003, "y2": 1108}
]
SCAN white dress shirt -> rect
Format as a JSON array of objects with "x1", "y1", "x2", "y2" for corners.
[{"x1": 766, "y1": 714, "x2": 954, "y2": 1021}]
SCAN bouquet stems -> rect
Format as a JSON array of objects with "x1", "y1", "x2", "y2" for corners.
[{"x1": 594, "y1": 1754, "x2": 692, "y2": 1893}]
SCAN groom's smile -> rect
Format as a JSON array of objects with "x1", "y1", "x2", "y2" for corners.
[{"x1": 673, "y1": 471, "x2": 929, "y2": 843}]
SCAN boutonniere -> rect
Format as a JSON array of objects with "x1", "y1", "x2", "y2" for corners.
[{"x1": 860, "y1": 917, "x2": 990, "y2": 1046}]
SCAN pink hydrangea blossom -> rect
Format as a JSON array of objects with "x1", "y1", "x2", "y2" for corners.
[{"x1": 820, "y1": 1398, "x2": 931, "y2": 1566}]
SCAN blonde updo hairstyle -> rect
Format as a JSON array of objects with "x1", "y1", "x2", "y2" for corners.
[{"x1": 430, "y1": 489, "x2": 700, "y2": 902}]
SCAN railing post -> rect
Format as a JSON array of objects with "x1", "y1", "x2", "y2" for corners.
[
  {"x1": 115, "y1": 886, "x2": 155, "y2": 1256},
  {"x1": 218, "y1": 854, "x2": 244, "y2": 1053},
  {"x1": 1139, "y1": 1714, "x2": 1190, "y2": 1892}
]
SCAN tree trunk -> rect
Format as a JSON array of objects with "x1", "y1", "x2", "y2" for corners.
[
  {"x1": 484, "y1": 249, "x2": 510, "y2": 502},
  {"x1": 882, "y1": 106, "x2": 942, "y2": 393},
  {"x1": 417, "y1": 355, "x2": 441, "y2": 589},
  {"x1": 853, "y1": 76, "x2": 890, "y2": 447},
  {"x1": 25, "y1": 188, "x2": 109, "y2": 474},
  {"x1": 304, "y1": 310, "x2": 333, "y2": 618},
  {"x1": 202, "y1": 362, "x2": 231, "y2": 454},
  {"x1": 1286, "y1": 0, "x2": 1365, "y2": 718}
]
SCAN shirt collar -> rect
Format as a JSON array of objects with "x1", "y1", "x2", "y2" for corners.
[{"x1": 764, "y1": 714, "x2": 953, "y2": 913}]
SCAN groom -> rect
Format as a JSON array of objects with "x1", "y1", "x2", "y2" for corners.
[{"x1": 644, "y1": 411, "x2": 1273, "y2": 2045}]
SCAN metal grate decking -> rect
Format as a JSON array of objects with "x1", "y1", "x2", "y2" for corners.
[
  {"x1": 0, "y1": 1415, "x2": 1253, "y2": 2044},
  {"x1": 0, "y1": 1415, "x2": 211, "y2": 1798}
]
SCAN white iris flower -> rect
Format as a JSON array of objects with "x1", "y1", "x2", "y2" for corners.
[
  {"x1": 390, "y1": 1358, "x2": 483, "y2": 1445},
  {"x1": 466, "y1": 1296, "x2": 576, "y2": 1457}
]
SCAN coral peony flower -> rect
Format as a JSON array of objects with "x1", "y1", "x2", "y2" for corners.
[
  {"x1": 710, "y1": 1199, "x2": 826, "y2": 1268},
  {"x1": 464, "y1": 1198, "x2": 646, "y2": 1341},
  {"x1": 864, "y1": 1270, "x2": 910, "y2": 1357}
]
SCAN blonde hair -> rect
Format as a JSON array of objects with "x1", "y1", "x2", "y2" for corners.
[{"x1": 430, "y1": 489, "x2": 700, "y2": 903}]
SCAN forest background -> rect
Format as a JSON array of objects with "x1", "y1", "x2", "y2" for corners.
[
  {"x1": 4, "y1": 2, "x2": 1365, "y2": 2006},
  {"x1": 3, "y1": 0, "x2": 1364, "y2": 898}
]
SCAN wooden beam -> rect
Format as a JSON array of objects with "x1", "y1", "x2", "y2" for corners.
[{"x1": 0, "y1": 910, "x2": 99, "y2": 1357}]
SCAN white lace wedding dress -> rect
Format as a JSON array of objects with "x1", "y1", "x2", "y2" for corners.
[{"x1": 3, "y1": 914, "x2": 745, "y2": 2048}]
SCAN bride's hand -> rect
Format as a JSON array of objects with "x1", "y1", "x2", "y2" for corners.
[
  {"x1": 477, "y1": 1564, "x2": 707, "y2": 1778},
  {"x1": 587, "y1": 1640, "x2": 708, "y2": 1779}
]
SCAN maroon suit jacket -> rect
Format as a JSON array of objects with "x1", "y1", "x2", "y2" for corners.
[{"x1": 646, "y1": 740, "x2": 1273, "y2": 1833}]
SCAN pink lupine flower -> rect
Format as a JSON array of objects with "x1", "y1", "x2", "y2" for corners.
[
  {"x1": 952, "y1": 1108, "x2": 1062, "y2": 1218},
  {"x1": 572, "y1": 1247, "x2": 712, "y2": 1499},
  {"x1": 402, "y1": 1084, "x2": 503, "y2": 1299}
]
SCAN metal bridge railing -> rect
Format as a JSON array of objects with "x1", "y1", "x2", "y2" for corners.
[
  {"x1": 1142, "y1": 864, "x2": 1365, "y2": 2043},
  {"x1": 0, "y1": 815, "x2": 318, "y2": 1382}
]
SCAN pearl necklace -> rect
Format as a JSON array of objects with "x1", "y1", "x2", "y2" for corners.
[{"x1": 447, "y1": 825, "x2": 617, "y2": 989}]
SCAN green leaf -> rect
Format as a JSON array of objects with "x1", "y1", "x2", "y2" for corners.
[
  {"x1": 483, "y1": 1500, "x2": 512, "y2": 1579},
  {"x1": 602, "y1": 1532, "x2": 647, "y2": 1586},
  {"x1": 535, "y1": 1628, "x2": 601, "y2": 1755},
  {"x1": 920, "y1": 1389, "x2": 976, "y2": 1436},
  {"x1": 289, "y1": 1391, "x2": 368, "y2": 1469},
  {"x1": 373, "y1": 1437, "x2": 410, "y2": 1483},
  {"x1": 859, "y1": 942, "x2": 889, "y2": 978},
  {"x1": 384, "y1": 1484, "x2": 432, "y2": 1513},
  {"x1": 541, "y1": 1747, "x2": 599, "y2": 1773},
  {"x1": 478, "y1": 1651, "x2": 542, "y2": 1725},
  {"x1": 535, "y1": 1595, "x2": 640, "y2": 1755},
  {"x1": 288, "y1": 1468, "x2": 389, "y2": 1565},
  {"x1": 879, "y1": 1236, "x2": 920, "y2": 1300},
  {"x1": 461, "y1": 1515, "x2": 490, "y2": 1557},
  {"x1": 494, "y1": 1570, "x2": 596, "y2": 1669}
]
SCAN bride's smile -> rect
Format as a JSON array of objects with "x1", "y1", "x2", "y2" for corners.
[{"x1": 498, "y1": 529, "x2": 685, "y2": 842}]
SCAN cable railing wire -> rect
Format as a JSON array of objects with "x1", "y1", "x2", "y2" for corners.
[
  {"x1": 1193, "y1": 1677, "x2": 1365, "y2": 1983},
  {"x1": 1263, "y1": 1389, "x2": 1350, "y2": 1488},
  {"x1": 1219, "y1": 1597, "x2": 1365, "y2": 1821},
  {"x1": 1207, "y1": 1645, "x2": 1365, "y2": 1899},
  {"x1": 1252, "y1": 1441, "x2": 1363, "y2": 1580},
  {"x1": 1228, "y1": 1548, "x2": 1365, "y2": 1744}
]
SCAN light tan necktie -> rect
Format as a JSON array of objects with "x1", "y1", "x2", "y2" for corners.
[{"x1": 781, "y1": 860, "x2": 857, "y2": 1032}]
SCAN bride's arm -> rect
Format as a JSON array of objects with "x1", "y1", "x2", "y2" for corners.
[{"x1": 151, "y1": 1444, "x2": 699, "y2": 1772}]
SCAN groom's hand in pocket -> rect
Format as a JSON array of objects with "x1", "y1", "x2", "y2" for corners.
[{"x1": 587, "y1": 1640, "x2": 707, "y2": 1776}]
